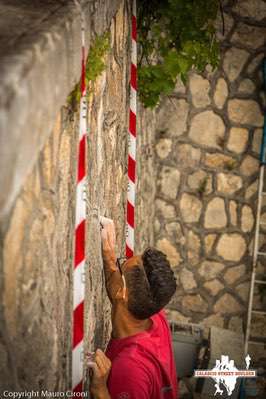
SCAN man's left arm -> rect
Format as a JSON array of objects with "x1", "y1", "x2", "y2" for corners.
[
  {"x1": 99, "y1": 217, "x2": 117, "y2": 285},
  {"x1": 89, "y1": 349, "x2": 111, "y2": 399}
]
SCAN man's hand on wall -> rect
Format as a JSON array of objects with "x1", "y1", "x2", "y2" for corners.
[
  {"x1": 89, "y1": 349, "x2": 112, "y2": 399},
  {"x1": 100, "y1": 216, "x2": 116, "y2": 269}
]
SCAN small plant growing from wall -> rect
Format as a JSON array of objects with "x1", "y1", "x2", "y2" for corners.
[
  {"x1": 67, "y1": 33, "x2": 110, "y2": 112},
  {"x1": 138, "y1": 0, "x2": 220, "y2": 107},
  {"x1": 197, "y1": 176, "x2": 209, "y2": 197},
  {"x1": 224, "y1": 159, "x2": 238, "y2": 171}
]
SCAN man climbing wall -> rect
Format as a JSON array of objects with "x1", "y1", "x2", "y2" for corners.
[{"x1": 88, "y1": 217, "x2": 179, "y2": 399}]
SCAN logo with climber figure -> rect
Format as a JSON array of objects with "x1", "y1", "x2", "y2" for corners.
[{"x1": 194, "y1": 354, "x2": 256, "y2": 396}]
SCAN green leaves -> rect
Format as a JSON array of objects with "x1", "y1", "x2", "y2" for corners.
[
  {"x1": 67, "y1": 33, "x2": 110, "y2": 112},
  {"x1": 138, "y1": 0, "x2": 220, "y2": 107},
  {"x1": 86, "y1": 33, "x2": 110, "y2": 84}
]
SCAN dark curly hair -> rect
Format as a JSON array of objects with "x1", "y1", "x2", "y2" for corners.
[{"x1": 125, "y1": 248, "x2": 176, "y2": 320}]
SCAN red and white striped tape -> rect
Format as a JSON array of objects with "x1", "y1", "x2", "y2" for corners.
[
  {"x1": 126, "y1": 0, "x2": 137, "y2": 258},
  {"x1": 72, "y1": 2, "x2": 87, "y2": 392},
  {"x1": 72, "y1": 0, "x2": 136, "y2": 389}
]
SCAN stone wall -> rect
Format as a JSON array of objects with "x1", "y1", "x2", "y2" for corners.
[
  {"x1": 135, "y1": 107, "x2": 158, "y2": 252},
  {"x1": 0, "y1": 0, "x2": 131, "y2": 391},
  {"x1": 151, "y1": 0, "x2": 266, "y2": 360}
]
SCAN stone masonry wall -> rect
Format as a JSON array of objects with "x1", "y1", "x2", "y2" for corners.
[
  {"x1": 0, "y1": 0, "x2": 131, "y2": 391},
  {"x1": 152, "y1": 0, "x2": 266, "y2": 361},
  {"x1": 135, "y1": 107, "x2": 158, "y2": 253}
]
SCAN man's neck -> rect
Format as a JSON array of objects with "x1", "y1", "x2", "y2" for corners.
[{"x1": 111, "y1": 306, "x2": 152, "y2": 339}]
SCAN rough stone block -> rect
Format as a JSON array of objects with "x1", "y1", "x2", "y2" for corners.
[
  {"x1": 252, "y1": 128, "x2": 262, "y2": 154},
  {"x1": 245, "y1": 180, "x2": 258, "y2": 199},
  {"x1": 189, "y1": 111, "x2": 225, "y2": 149},
  {"x1": 214, "y1": 293, "x2": 243, "y2": 313},
  {"x1": 156, "y1": 138, "x2": 172, "y2": 159},
  {"x1": 165, "y1": 222, "x2": 185, "y2": 244},
  {"x1": 158, "y1": 166, "x2": 181, "y2": 199},
  {"x1": 189, "y1": 74, "x2": 211, "y2": 108},
  {"x1": 156, "y1": 238, "x2": 182, "y2": 267},
  {"x1": 233, "y1": 0, "x2": 266, "y2": 21},
  {"x1": 182, "y1": 294, "x2": 208, "y2": 313},
  {"x1": 155, "y1": 199, "x2": 176, "y2": 219},
  {"x1": 224, "y1": 265, "x2": 246, "y2": 285},
  {"x1": 204, "y1": 279, "x2": 224, "y2": 296},
  {"x1": 241, "y1": 205, "x2": 254, "y2": 232},
  {"x1": 229, "y1": 200, "x2": 238, "y2": 226},
  {"x1": 180, "y1": 268, "x2": 197, "y2": 291},
  {"x1": 204, "y1": 153, "x2": 236, "y2": 169},
  {"x1": 238, "y1": 79, "x2": 256, "y2": 94},
  {"x1": 240, "y1": 155, "x2": 259, "y2": 177},
  {"x1": 175, "y1": 144, "x2": 201, "y2": 168},
  {"x1": 227, "y1": 127, "x2": 249, "y2": 154},
  {"x1": 157, "y1": 98, "x2": 189, "y2": 136},
  {"x1": 214, "y1": 78, "x2": 228, "y2": 109},
  {"x1": 228, "y1": 99, "x2": 263, "y2": 127},
  {"x1": 217, "y1": 173, "x2": 243, "y2": 195},
  {"x1": 180, "y1": 193, "x2": 202, "y2": 223},
  {"x1": 186, "y1": 230, "x2": 201, "y2": 265},
  {"x1": 199, "y1": 261, "x2": 225, "y2": 280},
  {"x1": 231, "y1": 23, "x2": 266, "y2": 49},
  {"x1": 223, "y1": 47, "x2": 249, "y2": 82},
  {"x1": 216, "y1": 234, "x2": 246, "y2": 262},
  {"x1": 204, "y1": 197, "x2": 227, "y2": 229}
]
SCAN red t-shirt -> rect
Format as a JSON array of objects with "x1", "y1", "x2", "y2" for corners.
[{"x1": 106, "y1": 310, "x2": 178, "y2": 399}]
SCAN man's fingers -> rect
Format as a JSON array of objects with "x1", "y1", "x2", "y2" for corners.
[
  {"x1": 99, "y1": 216, "x2": 114, "y2": 228},
  {"x1": 88, "y1": 359, "x2": 107, "y2": 379},
  {"x1": 95, "y1": 349, "x2": 111, "y2": 371},
  {"x1": 93, "y1": 349, "x2": 111, "y2": 376},
  {"x1": 99, "y1": 217, "x2": 115, "y2": 244},
  {"x1": 96, "y1": 349, "x2": 111, "y2": 367},
  {"x1": 88, "y1": 361, "x2": 101, "y2": 378},
  {"x1": 95, "y1": 354, "x2": 106, "y2": 373}
]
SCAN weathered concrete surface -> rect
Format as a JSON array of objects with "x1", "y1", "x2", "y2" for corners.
[
  {"x1": 0, "y1": 0, "x2": 130, "y2": 391},
  {"x1": 0, "y1": 0, "x2": 121, "y2": 220},
  {"x1": 2, "y1": 112, "x2": 76, "y2": 391}
]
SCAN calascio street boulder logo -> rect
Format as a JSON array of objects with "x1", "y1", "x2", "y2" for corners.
[{"x1": 194, "y1": 354, "x2": 256, "y2": 396}]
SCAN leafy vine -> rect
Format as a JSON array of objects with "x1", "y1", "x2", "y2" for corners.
[
  {"x1": 137, "y1": 0, "x2": 220, "y2": 107},
  {"x1": 67, "y1": 32, "x2": 110, "y2": 112}
]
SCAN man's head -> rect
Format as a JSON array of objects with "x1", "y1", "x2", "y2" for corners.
[{"x1": 118, "y1": 248, "x2": 176, "y2": 320}]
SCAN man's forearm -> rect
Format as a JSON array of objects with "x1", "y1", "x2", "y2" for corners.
[{"x1": 102, "y1": 249, "x2": 117, "y2": 282}]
